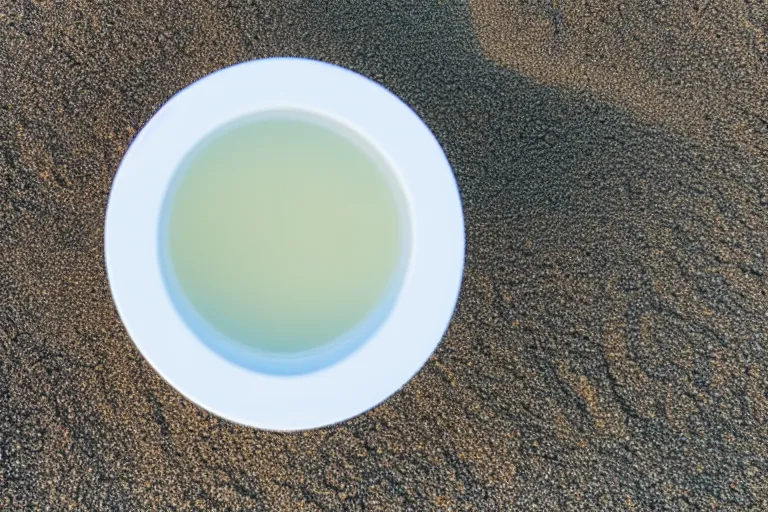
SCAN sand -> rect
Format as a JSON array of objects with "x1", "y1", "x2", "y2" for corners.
[{"x1": 1, "y1": 0, "x2": 767, "y2": 509}]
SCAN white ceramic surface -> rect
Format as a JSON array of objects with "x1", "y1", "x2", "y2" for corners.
[{"x1": 104, "y1": 58, "x2": 465, "y2": 431}]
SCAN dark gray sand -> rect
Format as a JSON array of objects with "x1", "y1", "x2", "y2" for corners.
[
  {"x1": 469, "y1": 0, "x2": 768, "y2": 155},
  {"x1": 1, "y1": 0, "x2": 767, "y2": 509}
]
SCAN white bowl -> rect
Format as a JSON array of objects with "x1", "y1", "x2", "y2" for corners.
[{"x1": 104, "y1": 58, "x2": 465, "y2": 431}]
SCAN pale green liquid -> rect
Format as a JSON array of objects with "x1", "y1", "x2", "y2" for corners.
[{"x1": 161, "y1": 113, "x2": 406, "y2": 362}]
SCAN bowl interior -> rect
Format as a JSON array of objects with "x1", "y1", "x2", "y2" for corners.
[{"x1": 157, "y1": 108, "x2": 414, "y2": 375}]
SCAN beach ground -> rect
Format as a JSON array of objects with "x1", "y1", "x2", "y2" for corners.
[{"x1": 1, "y1": 1, "x2": 767, "y2": 509}]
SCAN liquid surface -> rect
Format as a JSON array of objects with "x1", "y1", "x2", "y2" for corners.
[{"x1": 162, "y1": 114, "x2": 405, "y2": 355}]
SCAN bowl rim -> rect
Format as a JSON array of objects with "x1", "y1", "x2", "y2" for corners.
[{"x1": 104, "y1": 57, "x2": 465, "y2": 431}]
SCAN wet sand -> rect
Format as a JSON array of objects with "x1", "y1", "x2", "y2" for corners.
[{"x1": 1, "y1": 0, "x2": 767, "y2": 509}]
